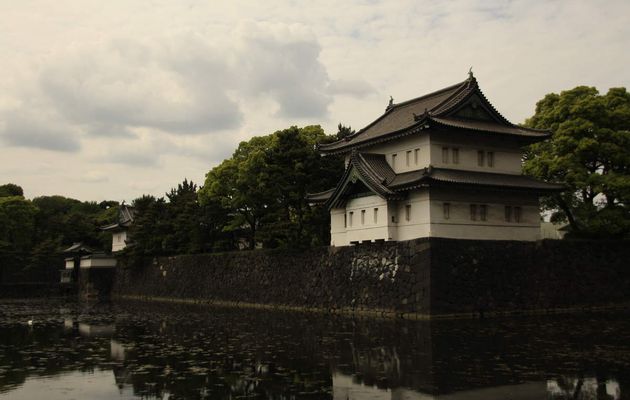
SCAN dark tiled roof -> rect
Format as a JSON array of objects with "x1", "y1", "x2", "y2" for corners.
[
  {"x1": 391, "y1": 167, "x2": 565, "y2": 192},
  {"x1": 101, "y1": 204, "x2": 136, "y2": 231},
  {"x1": 318, "y1": 75, "x2": 549, "y2": 154},
  {"x1": 305, "y1": 188, "x2": 335, "y2": 204},
  {"x1": 62, "y1": 242, "x2": 94, "y2": 254},
  {"x1": 310, "y1": 153, "x2": 563, "y2": 206},
  {"x1": 320, "y1": 151, "x2": 401, "y2": 209},
  {"x1": 430, "y1": 117, "x2": 547, "y2": 137}
]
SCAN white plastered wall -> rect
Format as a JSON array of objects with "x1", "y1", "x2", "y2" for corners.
[
  {"x1": 331, "y1": 195, "x2": 391, "y2": 246},
  {"x1": 429, "y1": 131, "x2": 523, "y2": 175},
  {"x1": 390, "y1": 189, "x2": 431, "y2": 241},
  {"x1": 362, "y1": 133, "x2": 430, "y2": 173},
  {"x1": 428, "y1": 188, "x2": 541, "y2": 241},
  {"x1": 80, "y1": 257, "x2": 117, "y2": 268},
  {"x1": 112, "y1": 230, "x2": 128, "y2": 252}
]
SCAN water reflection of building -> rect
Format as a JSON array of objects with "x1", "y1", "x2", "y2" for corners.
[
  {"x1": 110, "y1": 339, "x2": 125, "y2": 361},
  {"x1": 78, "y1": 322, "x2": 115, "y2": 337},
  {"x1": 333, "y1": 372, "x2": 623, "y2": 400}
]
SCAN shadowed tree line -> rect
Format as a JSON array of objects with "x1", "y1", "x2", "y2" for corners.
[{"x1": 0, "y1": 189, "x2": 118, "y2": 283}]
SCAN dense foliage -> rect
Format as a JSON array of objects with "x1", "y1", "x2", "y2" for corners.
[
  {"x1": 198, "y1": 125, "x2": 343, "y2": 249},
  {"x1": 524, "y1": 86, "x2": 630, "y2": 238},
  {"x1": 0, "y1": 186, "x2": 118, "y2": 283}
]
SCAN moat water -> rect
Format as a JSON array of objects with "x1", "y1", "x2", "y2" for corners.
[{"x1": 0, "y1": 299, "x2": 629, "y2": 399}]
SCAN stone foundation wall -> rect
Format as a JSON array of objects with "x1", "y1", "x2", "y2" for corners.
[{"x1": 112, "y1": 239, "x2": 630, "y2": 317}]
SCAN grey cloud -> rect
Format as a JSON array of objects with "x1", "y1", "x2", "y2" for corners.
[
  {"x1": 2, "y1": 22, "x2": 353, "y2": 154},
  {"x1": 328, "y1": 79, "x2": 375, "y2": 98},
  {"x1": 1, "y1": 112, "x2": 81, "y2": 152},
  {"x1": 38, "y1": 41, "x2": 243, "y2": 135},
  {"x1": 239, "y1": 34, "x2": 333, "y2": 118},
  {"x1": 106, "y1": 151, "x2": 159, "y2": 167}
]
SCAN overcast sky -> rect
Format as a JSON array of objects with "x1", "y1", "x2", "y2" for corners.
[{"x1": 1, "y1": 0, "x2": 629, "y2": 202}]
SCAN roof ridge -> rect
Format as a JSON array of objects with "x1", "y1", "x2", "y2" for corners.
[
  {"x1": 390, "y1": 79, "x2": 468, "y2": 109},
  {"x1": 322, "y1": 79, "x2": 468, "y2": 147}
]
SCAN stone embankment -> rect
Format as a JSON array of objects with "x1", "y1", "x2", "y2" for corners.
[{"x1": 112, "y1": 238, "x2": 630, "y2": 318}]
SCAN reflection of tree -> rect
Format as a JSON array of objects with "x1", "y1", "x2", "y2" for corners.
[
  {"x1": 1, "y1": 300, "x2": 629, "y2": 399},
  {"x1": 548, "y1": 376, "x2": 620, "y2": 400}
]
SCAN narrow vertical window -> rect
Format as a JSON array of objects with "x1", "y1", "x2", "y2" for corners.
[
  {"x1": 487, "y1": 152, "x2": 494, "y2": 167},
  {"x1": 414, "y1": 148, "x2": 419, "y2": 165},
  {"x1": 373, "y1": 208, "x2": 378, "y2": 223},
  {"x1": 406, "y1": 150, "x2": 411, "y2": 166},
  {"x1": 452, "y1": 148, "x2": 459, "y2": 164},
  {"x1": 504, "y1": 206, "x2": 512, "y2": 222},
  {"x1": 361, "y1": 209, "x2": 365, "y2": 225},
  {"x1": 514, "y1": 206, "x2": 522, "y2": 223},
  {"x1": 442, "y1": 147, "x2": 449, "y2": 163},
  {"x1": 349, "y1": 211, "x2": 353, "y2": 227},
  {"x1": 391, "y1": 153, "x2": 397, "y2": 168},
  {"x1": 405, "y1": 204, "x2": 411, "y2": 221},
  {"x1": 443, "y1": 203, "x2": 450, "y2": 220},
  {"x1": 344, "y1": 213, "x2": 347, "y2": 228},
  {"x1": 479, "y1": 205, "x2": 487, "y2": 221},
  {"x1": 470, "y1": 204, "x2": 477, "y2": 221},
  {"x1": 477, "y1": 150, "x2": 485, "y2": 166}
]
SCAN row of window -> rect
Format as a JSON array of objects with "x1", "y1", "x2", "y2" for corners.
[
  {"x1": 391, "y1": 148, "x2": 421, "y2": 168},
  {"x1": 344, "y1": 203, "x2": 524, "y2": 228},
  {"x1": 441, "y1": 147, "x2": 494, "y2": 167},
  {"x1": 443, "y1": 203, "x2": 522, "y2": 223},
  {"x1": 345, "y1": 208, "x2": 380, "y2": 227}
]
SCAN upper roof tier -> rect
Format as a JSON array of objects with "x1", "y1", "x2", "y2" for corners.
[
  {"x1": 101, "y1": 204, "x2": 135, "y2": 232},
  {"x1": 318, "y1": 73, "x2": 549, "y2": 154},
  {"x1": 306, "y1": 151, "x2": 563, "y2": 209}
]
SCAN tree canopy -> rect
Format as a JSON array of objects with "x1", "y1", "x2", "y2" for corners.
[
  {"x1": 0, "y1": 190, "x2": 119, "y2": 282},
  {"x1": 523, "y1": 86, "x2": 630, "y2": 238},
  {"x1": 0, "y1": 183, "x2": 24, "y2": 197},
  {"x1": 199, "y1": 125, "x2": 343, "y2": 249}
]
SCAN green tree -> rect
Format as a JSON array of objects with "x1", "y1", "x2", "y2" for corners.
[
  {"x1": 199, "y1": 125, "x2": 343, "y2": 249},
  {"x1": 0, "y1": 183, "x2": 24, "y2": 197},
  {"x1": 0, "y1": 196, "x2": 38, "y2": 282},
  {"x1": 199, "y1": 135, "x2": 275, "y2": 249},
  {"x1": 163, "y1": 179, "x2": 204, "y2": 254},
  {"x1": 523, "y1": 86, "x2": 630, "y2": 238},
  {"x1": 335, "y1": 123, "x2": 355, "y2": 140},
  {"x1": 126, "y1": 195, "x2": 169, "y2": 260}
]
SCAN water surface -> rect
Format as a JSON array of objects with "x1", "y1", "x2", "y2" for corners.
[{"x1": 0, "y1": 299, "x2": 628, "y2": 399}]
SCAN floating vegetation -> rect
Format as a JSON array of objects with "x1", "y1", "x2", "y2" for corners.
[{"x1": 0, "y1": 299, "x2": 629, "y2": 399}]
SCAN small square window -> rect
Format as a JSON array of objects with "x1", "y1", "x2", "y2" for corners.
[
  {"x1": 361, "y1": 209, "x2": 365, "y2": 225},
  {"x1": 349, "y1": 211, "x2": 353, "y2": 226},
  {"x1": 442, "y1": 147, "x2": 449, "y2": 164},
  {"x1": 373, "y1": 208, "x2": 378, "y2": 223},
  {"x1": 452, "y1": 148, "x2": 459, "y2": 164},
  {"x1": 504, "y1": 206, "x2": 512, "y2": 222},
  {"x1": 479, "y1": 205, "x2": 487, "y2": 221},
  {"x1": 443, "y1": 203, "x2": 450, "y2": 220},
  {"x1": 514, "y1": 206, "x2": 522, "y2": 223},
  {"x1": 477, "y1": 150, "x2": 485, "y2": 167},
  {"x1": 487, "y1": 152, "x2": 494, "y2": 167},
  {"x1": 470, "y1": 204, "x2": 477, "y2": 221},
  {"x1": 414, "y1": 148, "x2": 419, "y2": 164},
  {"x1": 391, "y1": 153, "x2": 397, "y2": 168},
  {"x1": 406, "y1": 150, "x2": 411, "y2": 166},
  {"x1": 344, "y1": 213, "x2": 347, "y2": 227},
  {"x1": 405, "y1": 204, "x2": 411, "y2": 221}
]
